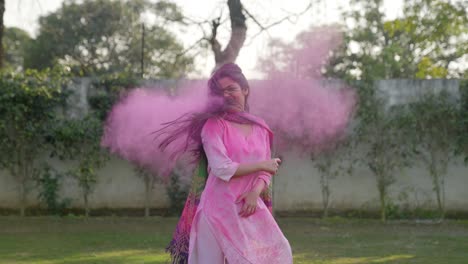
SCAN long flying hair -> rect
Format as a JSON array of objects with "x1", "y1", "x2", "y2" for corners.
[{"x1": 153, "y1": 63, "x2": 253, "y2": 161}]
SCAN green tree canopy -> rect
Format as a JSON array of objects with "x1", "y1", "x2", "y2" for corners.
[
  {"x1": 326, "y1": 0, "x2": 467, "y2": 81},
  {"x1": 25, "y1": 0, "x2": 193, "y2": 78},
  {"x1": 0, "y1": 68, "x2": 69, "y2": 216},
  {"x1": 3, "y1": 27, "x2": 32, "y2": 72}
]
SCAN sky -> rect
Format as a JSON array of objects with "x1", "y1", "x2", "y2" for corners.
[{"x1": 4, "y1": 0, "x2": 404, "y2": 78}]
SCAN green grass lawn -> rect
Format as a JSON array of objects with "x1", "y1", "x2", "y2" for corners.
[{"x1": 0, "y1": 216, "x2": 467, "y2": 264}]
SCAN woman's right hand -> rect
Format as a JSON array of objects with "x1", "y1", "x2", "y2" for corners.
[{"x1": 261, "y1": 158, "x2": 282, "y2": 175}]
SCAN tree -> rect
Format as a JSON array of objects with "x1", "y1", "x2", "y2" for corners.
[
  {"x1": 181, "y1": 0, "x2": 316, "y2": 71},
  {"x1": 399, "y1": 0, "x2": 467, "y2": 78},
  {"x1": 457, "y1": 81, "x2": 468, "y2": 164},
  {"x1": 133, "y1": 165, "x2": 156, "y2": 218},
  {"x1": 0, "y1": 68, "x2": 68, "y2": 216},
  {"x1": 255, "y1": 24, "x2": 354, "y2": 217},
  {"x1": 25, "y1": 0, "x2": 193, "y2": 78},
  {"x1": 0, "y1": 0, "x2": 4, "y2": 68},
  {"x1": 35, "y1": 164, "x2": 71, "y2": 216},
  {"x1": 312, "y1": 139, "x2": 352, "y2": 218},
  {"x1": 322, "y1": 0, "x2": 466, "y2": 221},
  {"x1": 406, "y1": 92, "x2": 459, "y2": 219},
  {"x1": 258, "y1": 25, "x2": 342, "y2": 79},
  {"x1": 209, "y1": 0, "x2": 247, "y2": 69},
  {"x1": 355, "y1": 100, "x2": 413, "y2": 222},
  {"x1": 326, "y1": 0, "x2": 467, "y2": 80},
  {"x1": 3, "y1": 27, "x2": 32, "y2": 71},
  {"x1": 51, "y1": 114, "x2": 109, "y2": 217},
  {"x1": 166, "y1": 169, "x2": 189, "y2": 216},
  {"x1": 350, "y1": 80, "x2": 412, "y2": 223}
]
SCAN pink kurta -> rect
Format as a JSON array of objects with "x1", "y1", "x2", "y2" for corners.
[{"x1": 188, "y1": 116, "x2": 293, "y2": 264}]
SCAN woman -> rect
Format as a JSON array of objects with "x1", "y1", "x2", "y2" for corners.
[{"x1": 161, "y1": 63, "x2": 292, "y2": 264}]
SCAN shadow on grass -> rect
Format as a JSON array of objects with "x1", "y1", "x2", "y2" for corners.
[
  {"x1": 293, "y1": 253, "x2": 414, "y2": 264},
  {"x1": 1, "y1": 217, "x2": 468, "y2": 264},
  {"x1": 1, "y1": 249, "x2": 171, "y2": 264}
]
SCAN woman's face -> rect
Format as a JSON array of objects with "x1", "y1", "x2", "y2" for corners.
[{"x1": 218, "y1": 77, "x2": 248, "y2": 112}]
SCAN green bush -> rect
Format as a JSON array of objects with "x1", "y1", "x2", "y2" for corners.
[
  {"x1": 88, "y1": 73, "x2": 140, "y2": 121},
  {"x1": 166, "y1": 172, "x2": 189, "y2": 216},
  {"x1": 35, "y1": 165, "x2": 71, "y2": 216},
  {"x1": 0, "y1": 68, "x2": 70, "y2": 216}
]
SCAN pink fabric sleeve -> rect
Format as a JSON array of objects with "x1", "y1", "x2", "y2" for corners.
[
  {"x1": 256, "y1": 127, "x2": 273, "y2": 188},
  {"x1": 201, "y1": 118, "x2": 240, "y2": 182},
  {"x1": 257, "y1": 172, "x2": 272, "y2": 187}
]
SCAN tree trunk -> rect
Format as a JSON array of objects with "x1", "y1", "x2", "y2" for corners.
[
  {"x1": 84, "y1": 192, "x2": 90, "y2": 218},
  {"x1": 0, "y1": 0, "x2": 5, "y2": 69},
  {"x1": 322, "y1": 194, "x2": 330, "y2": 219},
  {"x1": 19, "y1": 178, "x2": 26, "y2": 217},
  {"x1": 379, "y1": 190, "x2": 386, "y2": 222},
  {"x1": 429, "y1": 151, "x2": 446, "y2": 220},
  {"x1": 378, "y1": 176, "x2": 386, "y2": 222},
  {"x1": 320, "y1": 173, "x2": 330, "y2": 219},
  {"x1": 430, "y1": 164, "x2": 445, "y2": 220},
  {"x1": 18, "y1": 149, "x2": 27, "y2": 217},
  {"x1": 440, "y1": 174, "x2": 446, "y2": 220},
  {"x1": 144, "y1": 175, "x2": 154, "y2": 218},
  {"x1": 210, "y1": 0, "x2": 247, "y2": 70}
]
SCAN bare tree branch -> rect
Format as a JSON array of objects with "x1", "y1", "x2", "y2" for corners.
[
  {"x1": 244, "y1": 2, "x2": 314, "y2": 43},
  {"x1": 176, "y1": 36, "x2": 207, "y2": 59},
  {"x1": 183, "y1": 16, "x2": 211, "y2": 36},
  {"x1": 182, "y1": 0, "x2": 317, "y2": 70},
  {"x1": 210, "y1": 16, "x2": 223, "y2": 63}
]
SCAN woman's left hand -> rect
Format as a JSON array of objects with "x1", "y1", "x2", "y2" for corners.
[{"x1": 236, "y1": 191, "x2": 260, "y2": 217}]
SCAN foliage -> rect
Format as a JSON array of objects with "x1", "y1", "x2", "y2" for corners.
[
  {"x1": 50, "y1": 114, "x2": 109, "y2": 217},
  {"x1": 0, "y1": 68, "x2": 69, "y2": 216},
  {"x1": 0, "y1": 0, "x2": 4, "y2": 68},
  {"x1": 405, "y1": 91, "x2": 460, "y2": 219},
  {"x1": 326, "y1": 0, "x2": 467, "y2": 80},
  {"x1": 133, "y1": 165, "x2": 157, "y2": 218},
  {"x1": 25, "y1": 0, "x2": 193, "y2": 78},
  {"x1": 88, "y1": 72, "x2": 140, "y2": 121},
  {"x1": 456, "y1": 80, "x2": 468, "y2": 163},
  {"x1": 258, "y1": 25, "x2": 342, "y2": 79},
  {"x1": 312, "y1": 138, "x2": 353, "y2": 218},
  {"x1": 3, "y1": 27, "x2": 32, "y2": 72},
  {"x1": 35, "y1": 164, "x2": 71, "y2": 216},
  {"x1": 323, "y1": 0, "x2": 467, "y2": 221},
  {"x1": 166, "y1": 172, "x2": 189, "y2": 216},
  {"x1": 347, "y1": 81, "x2": 414, "y2": 222},
  {"x1": 385, "y1": 201, "x2": 440, "y2": 220}
]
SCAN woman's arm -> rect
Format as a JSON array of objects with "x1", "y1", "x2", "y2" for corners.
[
  {"x1": 250, "y1": 128, "x2": 278, "y2": 189},
  {"x1": 201, "y1": 118, "x2": 238, "y2": 181},
  {"x1": 232, "y1": 161, "x2": 266, "y2": 178},
  {"x1": 236, "y1": 175, "x2": 267, "y2": 217},
  {"x1": 201, "y1": 118, "x2": 264, "y2": 181},
  {"x1": 237, "y1": 124, "x2": 278, "y2": 217},
  {"x1": 251, "y1": 177, "x2": 266, "y2": 195},
  {"x1": 202, "y1": 118, "x2": 279, "y2": 181}
]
